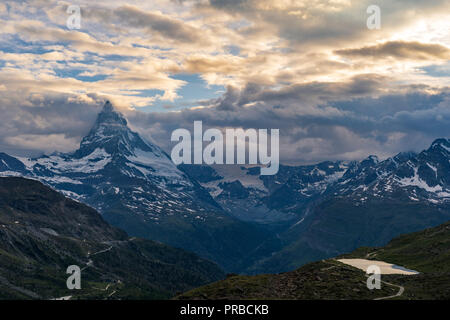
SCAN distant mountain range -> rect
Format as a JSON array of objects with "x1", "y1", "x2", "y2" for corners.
[
  {"x1": 180, "y1": 140, "x2": 450, "y2": 273},
  {"x1": 0, "y1": 177, "x2": 224, "y2": 299},
  {"x1": 1, "y1": 101, "x2": 450, "y2": 274}
]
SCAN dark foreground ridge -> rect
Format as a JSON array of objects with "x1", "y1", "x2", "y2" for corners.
[{"x1": 0, "y1": 177, "x2": 224, "y2": 299}]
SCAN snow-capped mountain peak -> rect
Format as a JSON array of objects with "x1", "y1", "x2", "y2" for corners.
[
  {"x1": 328, "y1": 138, "x2": 450, "y2": 204},
  {"x1": 365, "y1": 155, "x2": 379, "y2": 164},
  {"x1": 429, "y1": 138, "x2": 450, "y2": 154},
  {"x1": 76, "y1": 101, "x2": 154, "y2": 159},
  {"x1": 5, "y1": 101, "x2": 191, "y2": 202}
]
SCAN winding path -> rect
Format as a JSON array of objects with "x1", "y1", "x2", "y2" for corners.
[
  {"x1": 322, "y1": 259, "x2": 407, "y2": 300},
  {"x1": 374, "y1": 280, "x2": 404, "y2": 300},
  {"x1": 53, "y1": 245, "x2": 115, "y2": 300}
]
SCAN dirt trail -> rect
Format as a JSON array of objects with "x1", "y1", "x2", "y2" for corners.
[
  {"x1": 324, "y1": 259, "x2": 406, "y2": 300},
  {"x1": 53, "y1": 245, "x2": 115, "y2": 300},
  {"x1": 374, "y1": 280, "x2": 404, "y2": 300}
]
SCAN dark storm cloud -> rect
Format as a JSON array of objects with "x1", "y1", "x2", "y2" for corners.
[
  {"x1": 124, "y1": 81, "x2": 450, "y2": 163},
  {"x1": 1, "y1": 82, "x2": 449, "y2": 164},
  {"x1": 0, "y1": 94, "x2": 102, "y2": 157}
]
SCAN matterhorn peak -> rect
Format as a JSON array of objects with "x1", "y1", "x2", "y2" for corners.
[
  {"x1": 103, "y1": 100, "x2": 113, "y2": 112},
  {"x1": 94, "y1": 101, "x2": 128, "y2": 128},
  {"x1": 74, "y1": 101, "x2": 145, "y2": 158}
]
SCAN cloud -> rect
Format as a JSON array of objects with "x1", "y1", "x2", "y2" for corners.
[
  {"x1": 113, "y1": 5, "x2": 210, "y2": 45},
  {"x1": 0, "y1": 92, "x2": 102, "y2": 156},
  {"x1": 183, "y1": 55, "x2": 243, "y2": 74},
  {"x1": 124, "y1": 83, "x2": 450, "y2": 164},
  {"x1": 335, "y1": 41, "x2": 450, "y2": 60},
  {"x1": 0, "y1": 0, "x2": 449, "y2": 164}
]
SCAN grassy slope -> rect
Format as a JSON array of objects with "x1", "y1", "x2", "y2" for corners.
[
  {"x1": 340, "y1": 221, "x2": 450, "y2": 299},
  {"x1": 177, "y1": 220, "x2": 450, "y2": 300},
  {"x1": 177, "y1": 260, "x2": 398, "y2": 300},
  {"x1": 248, "y1": 198, "x2": 450, "y2": 274}
]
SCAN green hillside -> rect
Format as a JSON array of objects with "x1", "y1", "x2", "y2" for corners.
[{"x1": 177, "y1": 220, "x2": 450, "y2": 300}]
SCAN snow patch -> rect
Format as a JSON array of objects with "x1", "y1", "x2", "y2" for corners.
[{"x1": 397, "y1": 167, "x2": 442, "y2": 193}]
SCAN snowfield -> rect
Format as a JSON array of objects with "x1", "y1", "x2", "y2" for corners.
[{"x1": 337, "y1": 259, "x2": 419, "y2": 275}]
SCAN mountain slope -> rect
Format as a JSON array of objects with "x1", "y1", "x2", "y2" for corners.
[
  {"x1": 179, "y1": 162, "x2": 348, "y2": 227},
  {"x1": 0, "y1": 102, "x2": 269, "y2": 272},
  {"x1": 0, "y1": 177, "x2": 224, "y2": 299},
  {"x1": 346, "y1": 220, "x2": 450, "y2": 273},
  {"x1": 245, "y1": 142, "x2": 450, "y2": 273},
  {"x1": 177, "y1": 220, "x2": 450, "y2": 300},
  {"x1": 249, "y1": 197, "x2": 450, "y2": 274}
]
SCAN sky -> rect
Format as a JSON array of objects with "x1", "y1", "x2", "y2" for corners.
[{"x1": 0, "y1": 0, "x2": 449, "y2": 164}]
